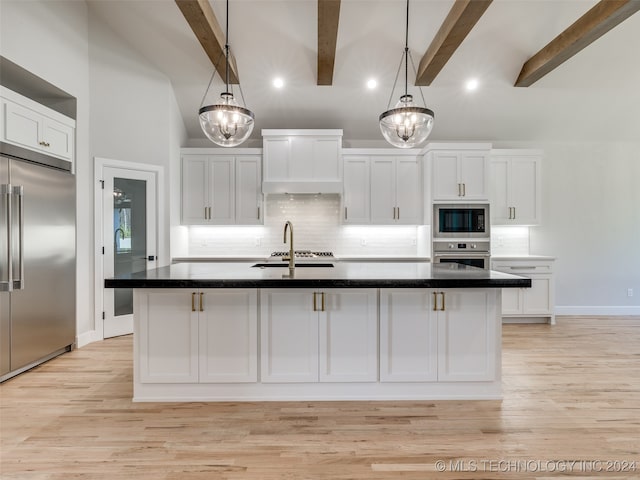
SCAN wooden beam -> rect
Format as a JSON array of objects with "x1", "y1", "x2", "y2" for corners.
[
  {"x1": 318, "y1": 0, "x2": 341, "y2": 85},
  {"x1": 175, "y1": 0, "x2": 239, "y2": 85},
  {"x1": 415, "y1": 0, "x2": 493, "y2": 86},
  {"x1": 515, "y1": 0, "x2": 640, "y2": 87}
]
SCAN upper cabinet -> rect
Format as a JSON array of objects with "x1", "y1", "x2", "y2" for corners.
[
  {"x1": 261, "y1": 129, "x2": 342, "y2": 194},
  {"x1": 425, "y1": 143, "x2": 491, "y2": 202},
  {"x1": 1, "y1": 87, "x2": 75, "y2": 165},
  {"x1": 342, "y1": 150, "x2": 422, "y2": 225},
  {"x1": 490, "y1": 149, "x2": 541, "y2": 225},
  {"x1": 181, "y1": 149, "x2": 263, "y2": 225}
]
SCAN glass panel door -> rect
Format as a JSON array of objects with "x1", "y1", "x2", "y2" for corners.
[{"x1": 102, "y1": 167, "x2": 156, "y2": 338}]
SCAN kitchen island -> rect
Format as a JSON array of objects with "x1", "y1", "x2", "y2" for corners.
[{"x1": 106, "y1": 262, "x2": 530, "y2": 402}]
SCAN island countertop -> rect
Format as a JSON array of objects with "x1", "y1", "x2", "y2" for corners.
[{"x1": 105, "y1": 261, "x2": 531, "y2": 289}]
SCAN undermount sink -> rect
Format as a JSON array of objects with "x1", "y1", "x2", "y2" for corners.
[{"x1": 252, "y1": 263, "x2": 334, "y2": 268}]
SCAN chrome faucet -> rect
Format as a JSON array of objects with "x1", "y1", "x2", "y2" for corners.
[{"x1": 283, "y1": 221, "x2": 295, "y2": 273}]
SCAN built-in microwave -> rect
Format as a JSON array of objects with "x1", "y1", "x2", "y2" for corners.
[{"x1": 433, "y1": 203, "x2": 489, "y2": 239}]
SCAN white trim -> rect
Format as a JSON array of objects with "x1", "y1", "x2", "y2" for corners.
[
  {"x1": 261, "y1": 129, "x2": 343, "y2": 137},
  {"x1": 76, "y1": 330, "x2": 101, "y2": 348},
  {"x1": 180, "y1": 147, "x2": 262, "y2": 155},
  {"x1": 342, "y1": 148, "x2": 421, "y2": 156},
  {"x1": 93, "y1": 157, "x2": 165, "y2": 343},
  {"x1": 555, "y1": 306, "x2": 640, "y2": 316}
]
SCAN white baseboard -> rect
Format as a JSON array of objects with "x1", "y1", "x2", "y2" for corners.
[
  {"x1": 76, "y1": 329, "x2": 102, "y2": 348},
  {"x1": 555, "y1": 306, "x2": 640, "y2": 316}
]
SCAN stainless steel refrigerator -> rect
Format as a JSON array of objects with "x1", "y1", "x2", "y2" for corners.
[{"x1": 0, "y1": 143, "x2": 75, "y2": 382}]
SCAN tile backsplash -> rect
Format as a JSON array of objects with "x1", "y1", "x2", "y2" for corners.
[
  {"x1": 187, "y1": 194, "x2": 423, "y2": 257},
  {"x1": 491, "y1": 226, "x2": 530, "y2": 256}
]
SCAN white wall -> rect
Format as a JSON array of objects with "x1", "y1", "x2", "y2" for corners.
[
  {"x1": 492, "y1": 141, "x2": 640, "y2": 315},
  {"x1": 0, "y1": 0, "x2": 93, "y2": 341}
]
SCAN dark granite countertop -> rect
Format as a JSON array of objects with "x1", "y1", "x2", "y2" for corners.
[{"x1": 105, "y1": 262, "x2": 531, "y2": 289}]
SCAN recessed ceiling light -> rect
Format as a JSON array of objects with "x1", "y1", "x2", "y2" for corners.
[
  {"x1": 366, "y1": 78, "x2": 377, "y2": 90},
  {"x1": 273, "y1": 77, "x2": 285, "y2": 89},
  {"x1": 465, "y1": 78, "x2": 479, "y2": 91}
]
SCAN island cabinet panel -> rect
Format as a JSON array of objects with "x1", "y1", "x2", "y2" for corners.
[
  {"x1": 138, "y1": 290, "x2": 199, "y2": 383},
  {"x1": 260, "y1": 288, "x2": 378, "y2": 383},
  {"x1": 379, "y1": 289, "x2": 438, "y2": 382},
  {"x1": 136, "y1": 289, "x2": 258, "y2": 384},
  {"x1": 199, "y1": 290, "x2": 258, "y2": 383},
  {"x1": 437, "y1": 289, "x2": 497, "y2": 382},
  {"x1": 319, "y1": 289, "x2": 378, "y2": 382},
  {"x1": 260, "y1": 290, "x2": 320, "y2": 383}
]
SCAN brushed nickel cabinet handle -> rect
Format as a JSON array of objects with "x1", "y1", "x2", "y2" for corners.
[
  {"x1": 208, "y1": 206, "x2": 212, "y2": 220},
  {"x1": 257, "y1": 206, "x2": 260, "y2": 219},
  {"x1": 191, "y1": 292, "x2": 196, "y2": 312},
  {"x1": 397, "y1": 207, "x2": 400, "y2": 220},
  {"x1": 344, "y1": 207, "x2": 348, "y2": 220},
  {"x1": 432, "y1": 291, "x2": 438, "y2": 311},
  {"x1": 204, "y1": 207, "x2": 207, "y2": 220},
  {"x1": 457, "y1": 183, "x2": 461, "y2": 196},
  {"x1": 199, "y1": 292, "x2": 204, "y2": 312},
  {"x1": 462, "y1": 183, "x2": 466, "y2": 196},
  {"x1": 512, "y1": 206, "x2": 516, "y2": 219}
]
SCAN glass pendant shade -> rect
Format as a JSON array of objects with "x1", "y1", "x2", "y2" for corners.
[
  {"x1": 379, "y1": 94, "x2": 434, "y2": 148},
  {"x1": 199, "y1": 92, "x2": 255, "y2": 147}
]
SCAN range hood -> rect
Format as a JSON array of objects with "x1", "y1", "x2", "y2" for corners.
[{"x1": 261, "y1": 129, "x2": 343, "y2": 195}]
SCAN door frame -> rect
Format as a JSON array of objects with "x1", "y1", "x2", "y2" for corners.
[{"x1": 94, "y1": 157, "x2": 165, "y2": 341}]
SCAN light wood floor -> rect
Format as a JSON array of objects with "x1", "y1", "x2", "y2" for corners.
[{"x1": 1, "y1": 317, "x2": 639, "y2": 479}]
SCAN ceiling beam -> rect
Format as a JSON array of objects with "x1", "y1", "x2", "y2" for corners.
[
  {"x1": 317, "y1": 0, "x2": 341, "y2": 85},
  {"x1": 415, "y1": 0, "x2": 493, "y2": 86},
  {"x1": 515, "y1": 0, "x2": 640, "y2": 87},
  {"x1": 175, "y1": 0, "x2": 239, "y2": 85}
]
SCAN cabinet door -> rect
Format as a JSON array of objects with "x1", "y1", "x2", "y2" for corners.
[
  {"x1": 490, "y1": 158, "x2": 510, "y2": 223},
  {"x1": 181, "y1": 155, "x2": 209, "y2": 224},
  {"x1": 199, "y1": 289, "x2": 258, "y2": 383},
  {"x1": 380, "y1": 289, "x2": 438, "y2": 382},
  {"x1": 3, "y1": 101, "x2": 43, "y2": 152},
  {"x1": 209, "y1": 157, "x2": 235, "y2": 224},
  {"x1": 137, "y1": 290, "x2": 199, "y2": 383},
  {"x1": 314, "y1": 137, "x2": 341, "y2": 180},
  {"x1": 235, "y1": 156, "x2": 262, "y2": 224},
  {"x1": 290, "y1": 136, "x2": 314, "y2": 179},
  {"x1": 522, "y1": 276, "x2": 552, "y2": 315},
  {"x1": 319, "y1": 289, "x2": 378, "y2": 382},
  {"x1": 437, "y1": 289, "x2": 497, "y2": 382},
  {"x1": 395, "y1": 156, "x2": 421, "y2": 224},
  {"x1": 42, "y1": 119, "x2": 74, "y2": 161},
  {"x1": 342, "y1": 156, "x2": 370, "y2": 224},
  {"x1": 431, "y1": 152, "x2": 460, "y2": 200},
  {"x1": 501, "y1": 287, "x2": 523, "y2": 315},
  {"x1": 263, "y1": 137, "x2": 290, "y2": 180},
  {"x1": 260, "y1": 289, "x2": 319, "y2": 382},
  {"x1": 459, "y1": 153, "x2": 488, "y2": 200},
  {"x1": 510, "y1": 157, "x2": 540, "y2": 225},
  {"x1": 370, "y1": 157, "x2": 396, "y2": 223}
]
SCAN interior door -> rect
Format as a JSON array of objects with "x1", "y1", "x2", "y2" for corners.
[{"x1": 102, "y1": 167, "x2": 156, "y2": 338}]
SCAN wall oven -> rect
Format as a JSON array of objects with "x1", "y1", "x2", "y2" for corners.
[
  {"x1": 433, "y1": 203, "x2": 489, "y2": 239},
  {"x1": 432, "y1": 241, "x2": 491, "y2": 270}
]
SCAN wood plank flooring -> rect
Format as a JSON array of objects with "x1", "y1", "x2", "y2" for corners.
[{"x1": 1, "y1": 317, "x2": 639, "y2": 479}]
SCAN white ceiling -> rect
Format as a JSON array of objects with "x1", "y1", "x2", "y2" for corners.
[{"x1": 87, "y1": 0, "x2": 640, "y2": 144}]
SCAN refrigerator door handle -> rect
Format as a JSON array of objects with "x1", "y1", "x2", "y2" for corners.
[
  {"x1": 1, "y1": 184, "x2": 12, "y2": 292},
  {"x1": 13, "y1": 185, "x2": 24, "y2": 290}
]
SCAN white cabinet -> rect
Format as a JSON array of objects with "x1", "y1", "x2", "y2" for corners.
[
  {"x1": 342, "y1": 156, "x2": 370, "y2": 224},
  {"x1": 490, "y1": 150, "x2": 541, "y2": 225},
  {"x1": 181, "y1": 150, "x2": 262, "y2": 225},
  {"x1": 426, "y1": 143, "x2": 491, "y2": 201},
  {"x1": 492, "y1": 259, "x2": 555, "y2": 324},
  {"x1": 379, "y1": 289, "x2": 438, "y2": 382},
  {"x1": 1, "y1": 87, "x2": 75, "y2": 163},
  {"x1": 136, "y1": 289, "x2": 258, "y2": 384},
  {"x1": 380, "y1": 288, "x2": 497, "y2": 382},
  {"x1": 260, "y1": 289, "x2": 378, "y2": 383},
  {"x1": 262, "y1": 129, "x2": 342, "y2": 193},
  {"x1": 342, "y1": 150, "x2": 422, "y2": 224}
]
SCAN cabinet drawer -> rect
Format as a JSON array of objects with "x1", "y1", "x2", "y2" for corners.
[{"x1": 492, "y1": 261, "x2": 553, "y2": 274}]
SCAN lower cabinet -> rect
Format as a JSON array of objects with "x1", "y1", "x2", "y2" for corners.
[
  {"x1": 136, "y1": 289, "x2": 258, "y2": 384},
  {"x1": 260, "y1": 289, "x2": 378, "y2": 383},
  {"x1": 492, "y1": 259, "x2": 555, "y2": 324},
  {"x1": 380, "y1": 289, "x2": 497, "y2": 382}
]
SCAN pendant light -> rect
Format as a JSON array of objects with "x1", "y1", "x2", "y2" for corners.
[
  {"x1": 379, "y1": 0, "x2": 434, "y2": 148},
  {"x1": 199, "y1": 0, "x2": 254, "y2": 147}
]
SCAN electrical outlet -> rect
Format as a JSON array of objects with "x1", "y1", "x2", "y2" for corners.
[
  {"x1": 628, "y1": 288, "x2": 634, "y2": 297},
  {"x1": 254, "y1": 237, "x2": 262, "y2": 246},
  {"x1": 360, "y1": 238, "x2": 367, "y2": 246},
  {"x1": 411, "y1": 238, "x2": 417, "y2": 246}
]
